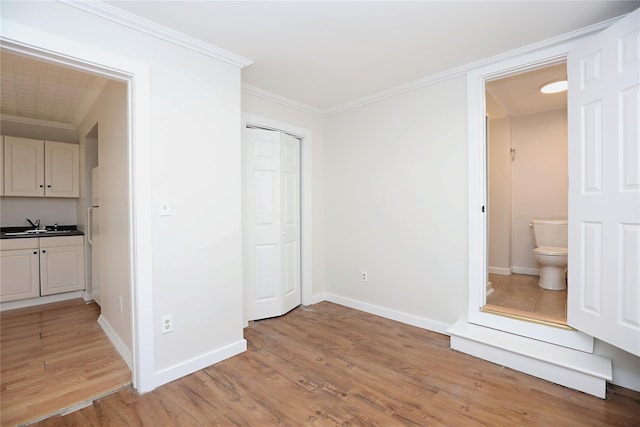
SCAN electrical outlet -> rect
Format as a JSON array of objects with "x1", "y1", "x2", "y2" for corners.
[
  {"x1": 162, "y1": 315, "x2": 173, "y2": 334},
  {"x1": 361, "y1": 271, "x2": 368, "y2": 282}
]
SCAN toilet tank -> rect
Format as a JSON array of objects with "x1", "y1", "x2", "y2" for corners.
[{"x1": 531, "y1": 219, "x2": 568, "y2": 247}]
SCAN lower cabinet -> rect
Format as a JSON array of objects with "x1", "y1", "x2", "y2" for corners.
[
  {"x1": 0, "y1": 236, "x2": 85, "y2": 302},
  {"x1": 0, "y1": 239, "x2": 40, "y2": 302}
]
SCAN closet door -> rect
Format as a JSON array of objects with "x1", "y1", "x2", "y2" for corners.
[{"x1": 244, "y1": 128, "x2": 301, "y2": 321}]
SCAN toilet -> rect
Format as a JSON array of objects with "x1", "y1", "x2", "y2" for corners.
[{"x1": 531, "y1": 219, "x2": 568, "y2": 290}]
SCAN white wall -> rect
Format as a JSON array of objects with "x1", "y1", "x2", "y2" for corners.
[
  {"x1": 488, "y1": 116, "x2": 512, "y2": 274},
  {"x1": 2, "y1": 1, "x2": 245, "y2": 388},
  {"x1": 324, "y1": 77, "x2": 468, "y2": 329},
  {"x1": 241, "y1": 91, "x2": 327, "y2": 299},
  {"x1": 0, "y1": 198, "x2": 78, "y2": 227},
  {"x1": 511, "y1": 108, "x2": 568, "y2": 273},
  {"x1": 77, "y1": 80, "x2": 131, "y2": 350}
]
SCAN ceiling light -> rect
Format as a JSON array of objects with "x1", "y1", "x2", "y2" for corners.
[{"x1": 540, "y1": 80, "x2": 568, "y2": 94}]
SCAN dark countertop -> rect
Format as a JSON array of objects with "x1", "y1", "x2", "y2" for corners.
[{"x1": 0, "y1": 225, "x2": 84, "y2": 239}]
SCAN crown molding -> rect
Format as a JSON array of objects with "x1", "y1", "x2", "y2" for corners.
[
  {"x1": 242, "y1": 84, "x2": 326, "y2": 117},
  {"x1": 60, "y1": 0, "x2": 253, "y2": 68},
  {"x1": 325, "y1": 15, "x2": 622, "y2": 116},
  {"x1": 1, "y1": 114, "x2": 76, "y2": 130}
]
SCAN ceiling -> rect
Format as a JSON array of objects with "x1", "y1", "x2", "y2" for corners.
[
  {"x1": 1, "y1": 51, "x2": 108, "y2": 129},
  {"x1": 486, "y1": 62, "x2": 567, "y2": 118},
  {"x1": 0, "y1": 1, "x2": 637, "y2": 127}
]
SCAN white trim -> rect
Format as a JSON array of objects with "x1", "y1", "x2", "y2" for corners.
[
  {"x1": 448, "y1": 320, "x2": 611, "y2": 398},
  {"x1": 153, "y1": 340, "x2": 246, "y2": 389},
  {"x1": 0, "y1": 114, "x2": 76, "y2": 130},
  {"x1": 0, "y1": 291, "x2": 84, "y2": 312},
  {"x1": 241, "y1": 113, "x2": 314, "y2": 314},
  {"x1": 242, "y1": 84, "x2": 324, "y2": 117},
  {"x1": 512, "y1": 266, "x2": 540, "y2": 276},
  {"x1": 61, "y1": 0, "x2": 252, "y2": 68},
  {"x1": 326, "y1": 16, "x2": 621, "y2": 116},
  {"x1": 487, "y1": 266, "x2": 512, "y2": 276},
  {"x1": 304, "y1": 292, "x2": 327, "y2": 306},
  {"x1": 1, "y1": 18, "x2": 155, "y2": 392},
  {"x1": 325, "y1": 293, "x2": 450, "y2": 336},
  {"x1": 98, "y1": 314, "x2": 133, "y2": 370}
]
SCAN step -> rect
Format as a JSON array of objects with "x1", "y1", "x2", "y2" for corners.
[{"x1": 447, "y1": 320, "x2": 612, "y2": 398}]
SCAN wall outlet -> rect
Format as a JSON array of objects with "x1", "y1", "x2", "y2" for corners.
[
  {"x1": 162, "y1": 315, "x2": 173, "y2": 334},
  {"x1": 361, "y1": 271, "x2": 368, "y2": 282}
]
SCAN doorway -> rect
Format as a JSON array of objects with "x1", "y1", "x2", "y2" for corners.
[{"x1": 484, "y1": 63, "x2": 569, "y2": 326}]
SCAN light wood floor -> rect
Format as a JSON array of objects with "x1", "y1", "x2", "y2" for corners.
[
  {"x1": 0, "y1": 299, "x2": 131, "y2": 426},
  {"x1": 35, "y1": 302, "x2": 639, "y2": 426}
]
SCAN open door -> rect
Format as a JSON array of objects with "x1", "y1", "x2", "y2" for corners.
[{"x1": 567, "y1": 8, "x2": 639, "y2": 356}]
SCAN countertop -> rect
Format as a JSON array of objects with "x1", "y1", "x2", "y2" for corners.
[{"x1": 0, "y1": 225, "x2": 84, "y2": 239}]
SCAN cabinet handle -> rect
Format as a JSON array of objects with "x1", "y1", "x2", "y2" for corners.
[
  {"x1": 39, "y1": 184, "x2": 44, "y2": 188},
  {"x1": 42, "y1": 250, "x2": 46, "y2": 254},
  {"x1": 33, "y1": 251, "x2": 37, "y2": 255},
  {"x1": 47, "y1": 184, "x2": 51, "y2": 188}
]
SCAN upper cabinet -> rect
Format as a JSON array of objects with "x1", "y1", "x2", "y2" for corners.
[{"x1": 3, "y1": 136, "x2": 79, "y2": 198}]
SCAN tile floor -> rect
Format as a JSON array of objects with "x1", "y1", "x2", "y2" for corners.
[{"x1": 486, "y1": 273, "x2": 567, "y2": 324}]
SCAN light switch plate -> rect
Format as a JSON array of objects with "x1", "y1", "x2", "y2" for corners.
[{"x1": 159, "y1": 200, "x2": 171, "y2": 216}]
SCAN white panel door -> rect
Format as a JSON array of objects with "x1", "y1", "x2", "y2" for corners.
[
  {"x1": 40, "y1": 241, "x2": 86, "y2": 296},
  {"x1": 0, "y1": 248, "x2": 40, "y2": 302},
  {"x1": 567, "y1": 9, "x2": 640, "y2": 356},
  {"x1": 244, "y1": 128, "x2": 301, "y2": 321},
  {"x1": 281, "y1": 133, "x2": 301, "y2": 313}
]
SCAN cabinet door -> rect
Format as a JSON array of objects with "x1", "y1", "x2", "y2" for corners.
[
  {"x1": 1, "y1": 136, "x2": 4, "y2": 197},
  {"x1": 45, "y1": 141, "x2": 79, "y2": 198},
  {"x1": 0, "y1": 249, "x2": 40, "y2": 302},
  {"x1": 40, "y1": 244, "x2": 85, "y2": 296},
  {"x1": 3, "y1": 136, "x2": 45, "y2": 197}
]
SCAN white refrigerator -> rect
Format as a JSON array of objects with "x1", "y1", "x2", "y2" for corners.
[{"x1": 88, "y1": 166, "x2": 100, "y2": 306}]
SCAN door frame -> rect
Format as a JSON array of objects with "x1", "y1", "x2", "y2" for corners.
[
  {"x1": 467, "y1": 41, "x2": 597, "y2": 352},
  {"x1": 1, "y1": 24, "x2": 155, "y2": 391},
  {"x1": 241, "y1": 113, "x2": 313, "y2": 324}
]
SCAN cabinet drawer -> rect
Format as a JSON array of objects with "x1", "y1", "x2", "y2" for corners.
[
  {"x1": 1, "y1": 238, "x2": 38, "y2": 251},
  {"x1": 39, "y1": 235, "x2": 84, "y2": 248}
]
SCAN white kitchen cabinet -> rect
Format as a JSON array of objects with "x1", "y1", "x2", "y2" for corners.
[
  {"x1": 3, "y1": 136, "x2": 79, "y2": 198},
  {"x1": 0, "y1": 236, "x2": 85, "y2": 302},
  {"x1": 0, "y1": 136, "x2": 4, "y2": 197},
  {"x1": 40, "y1": 236, "x2": 85, "y2": 296},
  {"x1": 0, "y1": 239, "x2": 40, "y2": 302}
]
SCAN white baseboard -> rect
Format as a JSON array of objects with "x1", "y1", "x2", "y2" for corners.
[
  {"x1": 0, "y1": 291, "x2": 84, "y2": 312},
  {"x1": 488, "y1": 266, "x2": 512, "y2": 275},
  {"x1": 448, "y1": 320, "x2": 611, "y2": 398},
  {"x1": 97, "y1": 314, "x2": 133, "y2": 370},
  {"x1": 512, "y1": 266, "x2": 540, "y2": 276},
  {"x1": 325, "y1": 293, "x2": 450, "y2": 335},
  {"x1": 153, "y1": 339, "x2": 247, "y2": 389},
  {"x1": 304, "y1": 292, "x2": 327, "y2": 306}
]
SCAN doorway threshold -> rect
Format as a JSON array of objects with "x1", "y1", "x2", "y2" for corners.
[{"x1": 482, "y1": 304, "x2": 570, "y2": 329}]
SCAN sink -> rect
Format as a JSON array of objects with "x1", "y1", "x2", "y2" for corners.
[{"x1": 5, "y1": 230, "x2": 74, "y2": 236}]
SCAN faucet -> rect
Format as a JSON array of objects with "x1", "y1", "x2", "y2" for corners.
[{"x1": 26, "y1": 218, "x2": 41, "y2": 230}]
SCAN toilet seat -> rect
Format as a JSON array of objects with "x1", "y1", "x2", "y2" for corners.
[{"x1": 534, "y1": 246, "x2": 568, "y2": 256}]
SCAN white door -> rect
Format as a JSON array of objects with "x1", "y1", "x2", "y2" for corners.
[
  {"x1": 0, "y1": 248, "x2": 40, "y2": 302},
  {"x1": 244, "y1": 128, "x2": 301, "y2": 321},
  {"x1": 40, "y1": 238, "x2": 85, "y2": 296},
  {"x1": 567, "y1": 9, "x2": 640, "y2": 356},
  {"x1": 88, "y1": 207, "x2": 101, "y2": 306}
]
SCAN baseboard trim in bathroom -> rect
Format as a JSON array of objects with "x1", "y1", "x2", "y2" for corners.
[{"x1": 483, "y1": 304, "x2": 569, "y2": 329}]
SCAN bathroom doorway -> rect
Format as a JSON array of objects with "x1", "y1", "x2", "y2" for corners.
[{"x1": 484, "y1": 62, "x2": 568, "y2": 326}]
